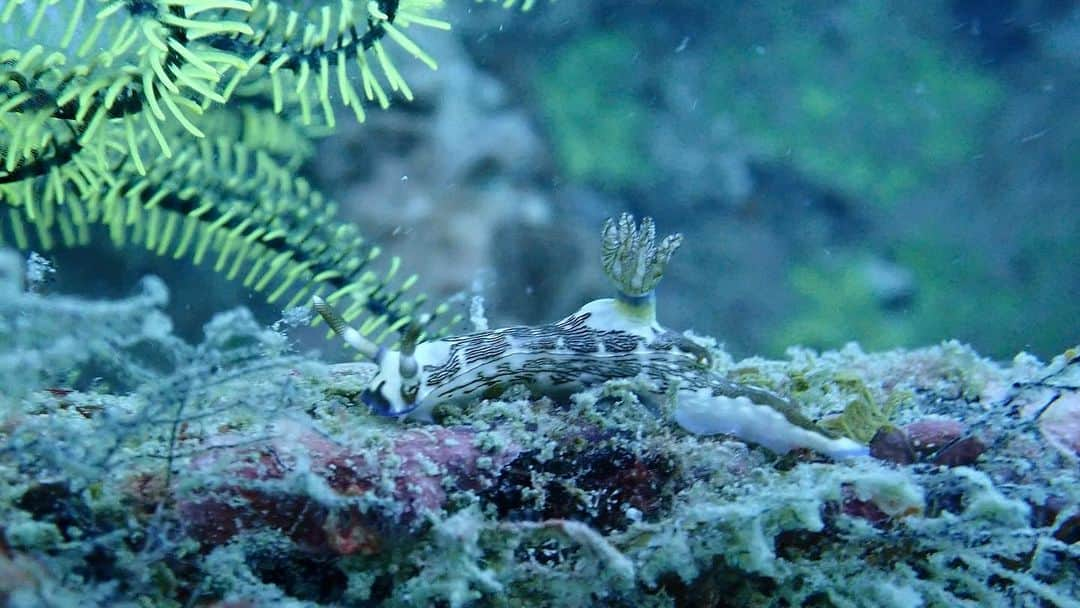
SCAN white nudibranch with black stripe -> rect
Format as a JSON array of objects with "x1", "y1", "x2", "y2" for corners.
[{"x1": 314, "y1": 214, "x2": 869, "y2": 460}]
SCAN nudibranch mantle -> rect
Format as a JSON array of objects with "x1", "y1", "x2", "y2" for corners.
[
  {"x1": 357, "y1": 296, "x2": 704, "y2": 422},
  {"x1": 315, "y1": 214, "x2": 868, "y2": 461}
]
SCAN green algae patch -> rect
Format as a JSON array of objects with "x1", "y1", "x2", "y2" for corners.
[
  {"x1": 534, "y1": 31, "x2": 657, "y2": 190},
  {"x1": 704, "y1": 1, "x2": 1002, "y2": 206}
]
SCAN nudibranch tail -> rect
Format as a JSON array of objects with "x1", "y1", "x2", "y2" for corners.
[{"x1": 673, "y1": 388, "x2": 870, "y2": 460}]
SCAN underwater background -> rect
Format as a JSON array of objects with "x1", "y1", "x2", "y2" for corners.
[
  {"x1": 1, "y1": 1, "x2": 1078, "y2": 606},
  {"x1": 10, "y1": 0, "x2": 1078, "y2": 361}
]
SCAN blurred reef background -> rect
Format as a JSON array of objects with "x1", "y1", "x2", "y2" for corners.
[
  {"x1": 4, "y1": 0, "x2": 1076, "y2": 360},
  {"x1": 333, "y1": 0, "x2": 1079, "y2": 361},
  {"x1": 2, "y1": 0, "x2": 1079, "y2": 606}
]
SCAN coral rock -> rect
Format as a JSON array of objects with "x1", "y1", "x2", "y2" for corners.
[
  {"x1": 903, "y1": 419, "x2": 967, "y2": 455},
  {"x1": 177, "y1": 421, "x2": 518, "y2": 555},
  {"x1": 1036, "y1": 391, "x2": 1080, "y2": 457},
  {"x1": 868, "y1": 426, "x2": 916, "y2": 465}
]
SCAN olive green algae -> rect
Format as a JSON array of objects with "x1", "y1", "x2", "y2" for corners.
[{"x1": 1, "y1": 249, "x2": 1077, "y2": 607}]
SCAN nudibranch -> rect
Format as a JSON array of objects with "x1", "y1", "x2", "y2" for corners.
[{"x1": 314, "y1": 214, "x2": 868, "y2": 460}]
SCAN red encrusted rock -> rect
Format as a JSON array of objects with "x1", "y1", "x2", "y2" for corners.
[
  {"x1": 903, "y1": 419, "x2": 966, "y2": 456},
  {"x1": 479, "y1": 426, "x2": 678, "y2": 533},
  {"x1": 839, "y1": 488, "x2": 891, "y2": 527},
  {"x1": 176, "y1": 420, "x2": 518, "y2": 555},
  {"x1": 869, "y1": 419, "x2": 986, "y2": 467},
  {"x1": 931, "y1": 436, "x2": 987, "y2": 467},
  {"x1": 868, "y1": 427, "x2": 916, "y2": 465}
]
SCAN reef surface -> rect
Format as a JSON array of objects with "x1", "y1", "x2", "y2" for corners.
[{"x1": 1, "y1": 250, "x2": 1077, "y2": 607}]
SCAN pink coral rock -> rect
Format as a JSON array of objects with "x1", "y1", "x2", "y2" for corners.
[
  {"x1": 176, "y1": 421, "x2": 518, "y2": 555},
  {"x1": 1036, "y1": 391, "x2": 1080, "y2": 457}
]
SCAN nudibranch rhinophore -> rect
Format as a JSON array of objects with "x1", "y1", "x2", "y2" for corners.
[{"x1": 314, "y1": 214, "x2": 868, "y2": 460}]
